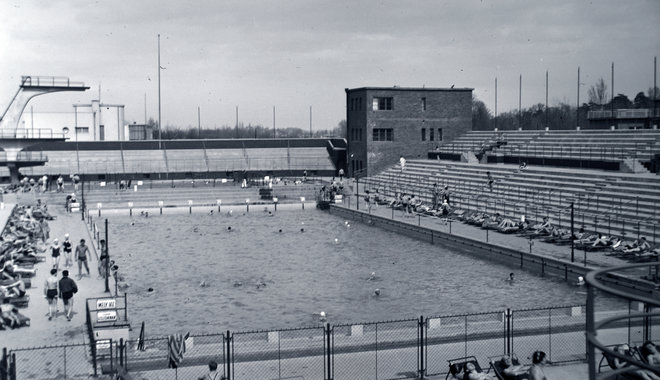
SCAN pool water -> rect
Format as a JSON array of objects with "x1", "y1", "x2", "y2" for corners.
[{"x1": 106, "y1": 207, "x2": 615, "y2": 335}]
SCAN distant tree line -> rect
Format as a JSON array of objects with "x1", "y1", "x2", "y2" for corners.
[
  {"x1": 472, "y1": 82, "x2": 659, "y2": 131},
  {"x1": 145, "y1": 119, "x2": 347, "y2": 140}
]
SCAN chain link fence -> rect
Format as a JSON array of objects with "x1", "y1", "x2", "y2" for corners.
[{"x1": 5, "y1": 304, "x2": 658, "y2": 379}]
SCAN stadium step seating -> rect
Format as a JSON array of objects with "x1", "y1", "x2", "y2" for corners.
[{"x1": 363, "y1": 160, "x2": 660, "y2": 240}]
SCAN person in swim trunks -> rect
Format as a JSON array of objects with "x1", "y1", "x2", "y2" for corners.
[
  {"x1": 75, "y1": 239, "x2": 91, "y2": 279},
  {"x1": 44, "y1": 268, "x2": 59, "y2": 320}
]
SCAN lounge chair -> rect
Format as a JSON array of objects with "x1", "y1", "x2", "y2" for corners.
[
  {"x1": 446, "y1": 356, "x2": 490, "y2": 380},
  {"x1": 488, "y1": 355, "x2": 528, "y2": 380},
  {"x1": 598, "y1": 344, "x2": 648, "y2": 380}
]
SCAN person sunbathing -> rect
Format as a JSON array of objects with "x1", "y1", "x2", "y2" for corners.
[
  {"x1": 482, "y1": 214, "x2": 503, "y2": 229},
  {"x1": 499, "y1": 355, "x2": 529, "y2": 379},
  {"x1": 623, "y1": 237, "x2": 651, "y2": 254},
  {"x1": 0, "y1": 279, "x2": 26, "y2": 298},
  {"x1": 612, "y1": 344, "x2": 660, "y2": 380},
  {"x1": 464, "y1": 362, "x2": 494, "y2": 380},
  {"x1": 0, "y1": 298, "x2": 22, "y2": 328}
]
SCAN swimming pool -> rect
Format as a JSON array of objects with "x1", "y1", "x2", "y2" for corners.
[{"x1": 106, "y1": 207, "x2": 619, "y2": 335}]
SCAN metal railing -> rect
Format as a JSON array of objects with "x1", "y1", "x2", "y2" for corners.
[{"x1": 20, "y1": 75, "x2": 86, "y2": 88}]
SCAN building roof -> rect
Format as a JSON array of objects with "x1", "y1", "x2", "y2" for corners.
[{"x1": 345, "y1": 86, "x2": 473, "y2": 93}]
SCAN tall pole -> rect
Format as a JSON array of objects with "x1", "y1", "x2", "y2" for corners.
[
  {"x1": 571, "y1": 202, "x2": 575, "y2": 263},
  {"x1": 273, "y1": 106, "x2": 276, "y2": 138},
  {"x1": 654, "y1": 56, "x2": 657, "y2": 127},
  {"x1": 104, "y1": 219, "x2": 110, "y2": 293},
  {"x1": 144, "y1": 93, "x2": 147, "y2": 125},
  {"x1": 545, "y1": 70, "x2": 549, "y2": 130},
  {"x1": 74, "y1": 105, "x2": 80, "y2": 172},
  {"x1": 611, "y1": 62, "x2": 615, "y2": 128},
  {"x1": 235, "y1": 106, "x2": 239, "y2": 138},
  {"x1": 495, "y1": 77, "x2": 498, "y2": 130},
  {"x1": 197, "y1": 106, "x2": 201, "y2": 138},
  {"x1": 519, "y1": 75, "x2": 522, "y2": 130},
  {"x1": 577, "y1": 67, "x2": 580, "y2": 129},
  {"x1": 309, "y1": 106, "x2": 312, "y2": 137},
  {"x1": 158, "y1": 34, "x2": 162, "y2": 149},
  {"x1": 30, "y1": 105, "x2": 34, "y2": 136}
]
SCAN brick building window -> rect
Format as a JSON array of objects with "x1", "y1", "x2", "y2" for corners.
[
  {"x1": 372, "y1": 97, "x2": 393, "y2": 110},
  {"x1": 430, "y1": 128, "x2": 434, "y2": 141},
  {"x1": 421, "y1": 128, "x2": 426, "y2": 141},
  {"x1": 422, "y1": 97, "x2": 427, "y2": 111},
  {"x1": 438, "y1": 128, "x2": 443, "y2": 141},
  {"x1": 373, "y1": 128, "x2": 393, "y2": 141}
]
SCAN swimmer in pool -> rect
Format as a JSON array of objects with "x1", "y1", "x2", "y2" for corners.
[
  {"x1": 227, "y1": 226, "x2": 232, "y2": 232},
  {"x1": 576, "y1": 276, "x2": 585, "y2": 286},
  {"x1": 319, "y1": 311, "x2": 327, "y2": 322},
  {"x1": 506, "y1": 273, "x2": 515, "y2": 283},
  {"x1": 374, "y1": 288, "x2": 381, "y2": 296},
  {"x1": 368, "y1": 272, "x2": 376, "y2": 280},
  {"x1": 278, "y1": 229, "x2": 282, "y2": 233},
  {"x1": 300, "y1": 228, "x2": 305, "y2": 233}
]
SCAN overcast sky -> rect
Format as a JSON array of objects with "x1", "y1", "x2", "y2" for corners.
[{"x1": 1, "y1": 0, "x2": 659, "y2": 131}]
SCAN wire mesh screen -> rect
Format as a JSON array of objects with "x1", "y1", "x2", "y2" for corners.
[
  {"x1": 511, "y1": 305, "x2": 586, "y2": 363},
  {"x1": 333, "y1": 319, "x2": 419, "y2": 380},
  {"x1": 425, "y1": 311, "x2": 505, "y2": 377},
  {"x1": 10, "y1": 344, "x2": 93, "y2": 379},
  {"x1": 231, "y1": 327, "x2": 325, "y2": 380}
]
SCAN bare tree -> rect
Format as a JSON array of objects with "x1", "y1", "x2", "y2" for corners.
[{"x1": 588, "y1": 78, "x2": 608, "y2": 108}]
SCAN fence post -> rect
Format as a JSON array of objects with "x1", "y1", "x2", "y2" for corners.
[
  {"x1": 325, "y1": 323, "x2": 333, "y2": 380},
  {"x1": 1, "y1": 348, "x2": 7, "y2": 380},
  {"x1": 63, "y1": 346, "x2": 67, "y2": 379},
  {"x1": 8, "y1": 354, "x2": 14, "y2": 380},
  {"x1": 226, "y1": 331, "x2": 232, "y2": 380},
  {"x1": 418, "y1": 315, "x2": 426, "y2": 379},
  {"x1": 506, "y1": 309, "x2": 512, "y2": 355}
]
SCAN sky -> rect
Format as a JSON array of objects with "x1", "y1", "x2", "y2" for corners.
[{"x1": 1, "y1": 0, "x2": 659, "y2": 131}]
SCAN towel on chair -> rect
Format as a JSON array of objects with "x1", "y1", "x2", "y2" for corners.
[{"x1": 167, "y1": 332, "x2": 190, "y2": 368}]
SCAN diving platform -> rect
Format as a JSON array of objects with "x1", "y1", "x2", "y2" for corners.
[{"x1": 0, "y1": 75, "x2": 89, "y2": 182}]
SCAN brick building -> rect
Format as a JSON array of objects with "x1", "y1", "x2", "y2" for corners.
[{"x1": 345, "y1": 87, "x2": 472, "y2": 176}]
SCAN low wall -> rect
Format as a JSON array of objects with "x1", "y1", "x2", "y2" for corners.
[{"x1": 328, "y1": 205, "x2": 658, "y2": 298}]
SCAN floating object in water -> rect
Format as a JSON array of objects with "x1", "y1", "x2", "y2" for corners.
[{"x1": 233, "y1": 281, "x2": 243, "y2": 287}]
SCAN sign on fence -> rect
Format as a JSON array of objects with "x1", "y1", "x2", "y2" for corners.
[
  {"x1": 96, "y1": 298, "x2": 116, "y2": 310},
  {"x1": 97, "y1": 310, "x2": 118, "y2": 322}
]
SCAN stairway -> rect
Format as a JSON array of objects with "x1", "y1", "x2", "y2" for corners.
[{"x1": 621, "y1": 158, "x2": 650, "y2": 174}]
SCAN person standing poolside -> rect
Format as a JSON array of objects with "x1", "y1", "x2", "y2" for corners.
[
  {"x1": 44, "y1": 268, "x2": 59, "y2": 320},
  {"x1": 51, "y1": 238, "x2": 61, "y2": 270},
  {"x1": 75, "y1": 239, "x2": 91, "y2": 279},
  {"x1": 399, "y1": 156, "x2": 406, "y2": 172},
  {"x1": 62, "y1": 234, "x2": 73, "y2": 267},
  {"x1": 58, "y1": 270, "x2": 78, "y2": 321},
  {"x1": 56, "y1": 175, "x2": 64, "y2": 192},
  {"x1": 98, "y1": 239, "x2": 108, "y2": 279}
]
